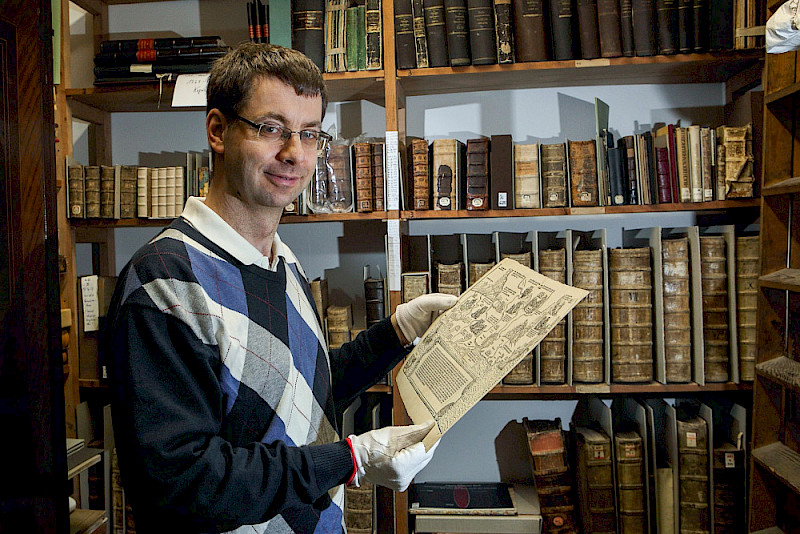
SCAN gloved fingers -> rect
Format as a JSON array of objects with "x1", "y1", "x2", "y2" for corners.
[
  {"x1": 390, "y1": 420, "x2": 436, "y2": 451},
  {"x1": 412, "y1": 293, "x2": 458, "y2": 314}
]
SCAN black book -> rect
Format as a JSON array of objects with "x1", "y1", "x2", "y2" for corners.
[
  {"x1": 607, "y1": 144, "x2": 627, "y2": 205},
  {"x1": 395, "y1": 0, "x2": 417, "y2": 69},
  {"x1": 424, "y1": 0, "x2": 450, "y2": 66},
  {"x1": 576, "y1": 0, "x2": 601, "y2": 59},
  {"x1": 656, "y1": 0, "x2": 678, "y2": 54},
  {"x1": 708, "y1": 0, "x2": 733, "y2": 50},
  {"x1": 677, "y1": 0, "x2": 692, "y2": 52},
  {"x1": 550, "y1": 0, "x2": 575, "y2": 60},
  {"x1": 691, "y1": 0, "x2": 706, "y2": 51},
  {"x1": 444, "y1": 0, "x2": 472, "y2": 65},
  {"x1": 409, "y1": 483, "x2": 515, "y2": 513},
  {"x1": 99, "y1": 36, "x2": 225, "y2": 54},
  {"x1": 291, "y1": 0, "x2": 325, "y2": 70},
  {"x1": 631, "y1": 0, "x2": 656, "y2": 56},
  {"x1": 619, "y1": 0, "x2": 635, "y2": 57},
  {"x1": 494, "y1": 0, "x2": 515, "y2": 63},
  {"x1": 93, "y1": 47, "x2": 228, "y2": 67},
  {"x1": 467, "y1": 0, "x2": 497, "y2": 64}
]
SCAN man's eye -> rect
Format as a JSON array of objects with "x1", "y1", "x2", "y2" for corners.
[
  {"x1": 300, "y1": 131, "x2": 319, "y2": 141},
  {"x1": 261, "y1": 124, "x2": 281, "y2": 135}
]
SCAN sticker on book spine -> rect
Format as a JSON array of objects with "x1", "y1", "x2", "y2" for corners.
[
  {"x1": 686, "y1": 431, "x2": 697, "y2": 447},
  {"x1": 725, "y1": 452, "x2": 735, "y2": 468}
]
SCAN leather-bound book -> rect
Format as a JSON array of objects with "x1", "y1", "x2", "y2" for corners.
[
  {"x1": 541, "y1": 143, "x2": 568, "y2": 208},
  {"x1": 675, "y1": 127, "x2": 691, "y2": 202},
  {"x1": 371, "y1": 142, "x2": 385, "y2": 211},
  {"x1": 655, "y1": 138, "x2": 674, "y2": 203},
  {"x1": 310, "y1": 278, "x2": 329, "y2": 325},
  {"x1": 327, "y1": 144, "x2": 354, "y2": 212},
  {"x1": 700, "y1": 126, "x2": 713, "y2": 201},
  {"x1": 607, "y1": 144, "x2": 627, "y2": 205},
  {"x1": 364, "y1": 276, "x2": 385, "y2": 328},
  {"x1": 699, "y1": 236, "x2": 729, "y2": 383},
  {"x1": 395, "y1": 0, "x2": 417, "y2": 69},
  {"x1": 708, "y1": 0, "x2": 733, "y2": 50},
  {"x1": 100, "y1": 165, "x2": 116, "y2": 219},
  {"x1": 68, "y1": 164, "x2": 85, "y2": 218},
  {"x1": 437, "y1": 262, "x2": 463, "y2": 296},
  {"x1": 677, "y1": 0, "x2": 692, "y2": 52},
  {"x1": 119, "y1": 165, "x2": 138, "y2": 219},
  {"x1": 344, "y1": 4, "x2": 362, "y2": 71},
  {"x1": 735, "y1": 235, "x2": 758, "y2": 381},
  {"x1": 467, "y1": 0, "x2": 497, "y2": 64},
  {"x1": 353, "y1": 142, "x2": 374, "y2": 212},
  {"x1": 444, "y1": 0, "x2": 471, "y2": 66},
  {"x1": 661, "y1": 237, "x2": 692, "y2": 383},
  {"x1": 609, "y1": 247, "x2": 653, "y2": 383},
  {"x1": 423, "y1": 0, "x2": 449, "y2": 67},
  {"x1": 327, "y1": 304, "x2": 353, "y2": 348},
  {"x1": 495, "y1": 0, "x2": 515, "y2": 63},
  {"x1": 325, "y1": 0, "x2": 347, "y2": 72},
  {"x1": 656, "y1": 0, "x2": 678, "y2": 53},
  {"x1": 514, "y1": 143, "x2": 541, "y2": 208},
  {"x1": 573, "y1": 426, "x2": 616, "y2": 534},
  {"x1": 501, "y1": 251, "x2": 532, "y2": 268},
  {"x1": 365, "y1": 0, "x2": 382, "y2": 69},
  {"x1": 576, "y1": 0, "x2": 600, "y2": 59},
  {"x1": 716, "y1": 125, "x2": 754, "y2": 199},
  {"x1": 468, "y1": 261, "x2": 495, "y2": 285},
  {"x1": 677, "y1": 415, "x2": 709, "y2": 534},
  {"x1": 513, "y1": 0, "x2": 549, "y2": 61},
  {"x1": 597, "y1": 0, "x2": 623, "y2": 57},
  {"x1": 292, "y1": 0, "x2": 325, "y2": 70},
  {"x1": 539, "y1": 248, "x2": 567, "y2": 384},
  {"x1": 715, "y1": 143, "x2": 726, "y2": 201},
  {"x1": 691, "y1": 0, "x2": 706, "y2": 52},
  {"x1": 165, "y1": 166, "x2": 176, "y2": 218},
  {"x1": 402, "y1": 272, "x2": 429, "y2": 302},
  {"x1": 620, "y1": 135, "x2": 639, "y2": 205},
  {"x1": 619, "y1": 0, "x2": 635, "y2": 56},
  {"x1": 345, "y1": 482, "x2": 374, "y2": 534},
  {"x1": 523, "y1": 418, "x2": 579, "y2": 534},
  {"x1": 409, "y1": 137, "x2": 431, "y2": 210},
  {"x1": 503, "y1": 351, "x2": 534, "y2": 384},
  {"x1": 490, "y1": 134, "x2": 513, "y2": 209},
  {"x1": 412, "y1": 0, "x2": 430, "y2": 67},
  {"x1": 572, "y1": 249, "x2": 605, "y2": 383},
  {"x1": 137, "y1": 166, "x2": 149, "y2": 218},
  {"x1": 631, "y1": 0, "x2": 656, "y2": 56},
  {"x1": 568, "y1": 139, "x2": 599, "y2": 207},
  {"x1": 712, "y1": 441, "x2": 745, "y2": 534},
  {"x1": 549, "y1": 0, "x2": 575, "y2": 60},
  {"x1": 615, "y1": 430, "x2": 647, "y2": 534},
  {"x1": 466, "y1": 137, "x2": 490, "y2": 210},
  {"x1": 432, "y1": 138, "x2": 465, "y2": 210}
]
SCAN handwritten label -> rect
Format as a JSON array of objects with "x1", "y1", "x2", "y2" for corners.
[
  {"x1": 172, "y1": 73, "x2": 210, "y2": 108},
  {"x1": 387, "y1": 219, "x2": 402, "y2": 291},
  {"x1": 385, "y1": 131, "x2": 400, "y2": 210},
  {"x1": 80, "y1": 275, "x2": 100, "y2": 332}
]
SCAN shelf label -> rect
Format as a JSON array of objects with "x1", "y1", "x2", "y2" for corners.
[
  {"x1": 387, "y1": 219, "x2": 402, "y2": 291},
  {"x1": 80, "y1": 275, "x2": 100, "y2": 332},
  {"x1": 172, "y1": 73, "x2": 210, "y2": 108},
  {"x1": 385, "y1": 131, "x2": 401, "y2": 210}
]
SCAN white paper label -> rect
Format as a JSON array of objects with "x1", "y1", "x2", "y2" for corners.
[
  {"x1": 172, "y1": 73, "x2": 210, "y2": 107},
  {"x1": 385, "y1": 131, "x2": 400, "y2": 210},
  {"x1": 497, "y1": 192, "x2": 507, "y2": 207},
  {"x1": 686, "y1": 431, "x2": 697, "y2": 448},
  {"x1": 387, "y1": 219, "x2": 401, "y2": 291},
  {"x1": 80, "y1": 275, "x2": 100, "y2": 332},
  {"x1": 725, "y1": 452, "x2": 735, "y2": 468}
]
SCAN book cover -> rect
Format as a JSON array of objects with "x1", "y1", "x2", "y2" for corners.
[
  {"x1": 661, "y1": 237, "x2": 692, "y2": 383},
  {"x1": 489, "y1": 134, "x2": 513, "y2": 209},
  {"x1": 424, "y1": 0, "x2": 450, "y2": 67},
  {"x1": 615, "y1": 429, "x2": 647, "y2": 534},
  {"x1": 409, "y1": 483, "x2": 516, "y2": 515},
  {"x1": 291, "y1": 0, "x2": 325, "y2": 70},
  {"x1": 412, "y1": 0, "x2": 431, "y2": 67},
  {"x1": 467, "y1": 0, "x2": 497, "y2": 64},
  {"x1": 573, "y1": 426, "x2": 616, "y2": 533},
  {"x1": 699, "y1": 235, "x2": 729, "y2": 382},
  {"x1": 444, "y1": 0, "x2": 471, "y2": 65},
  {"x1": 734, "y1": 235, "x2": 758, "y2": 381},
  {"x1": 631, "y1": 0, "x2": 656, "y2": 56},
  {"x1": 494, "y1": 0, "x2": 515, "y2": 63},
  {"x1": 432, "y1": 138, "x2": 465, "y2": 210},
  {"x1": 540, "y1": 142, "x2": 567, "y2": 208},
  {"x1": 576, "y1": 0, "x2": 601, "y2": 59},
  {"x1": 513, "y1": 0, "x2": 549, "y2": 61},
  {"x1": 365, "y1": 0, "x2": 382, "y2": 69},
  {"x1": 538, "y1": 248, "x2": 567, "y2": 384},
  {"x1": 656, "y1": 0, "x2": 678, "y2": 53},
  {"x1": 550, "y1": 0, "x2": 576, "y2": 60},
  {"x1": 409, "y1": 137, "x2": 431, "y2": 210},
  {"x1": 597, "y1": 0, "x2": 623, "y2": 57},
  {"x1": 513, "y1": 142, "x2": 541, "y2": 209},
  {"x1": 466, "y1": 137, "x2": 490, "y2": 210},
  {"x1": 567, "y1": 139, "x2": 599, "y2": 207},
  {"x1": 571, "y1": 249, "x2": 605, "y2": 383},
  {"x1": 325, "y1": 0, "x2": 347, "y2": 72},
  {"x1": 619, "y1": 0, "x2": 635, "y2": 56},
  {"x1": 395, "y1": 0, "x2": 417, "y2": 69}
]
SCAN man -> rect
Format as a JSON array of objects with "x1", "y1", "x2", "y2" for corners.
[{"x1": 103, "y1": 43, "x2": 456, "y2": 533}]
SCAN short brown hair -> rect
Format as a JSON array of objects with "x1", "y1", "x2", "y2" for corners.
[{"x1": 206, "y1": 42, "x2": 327, "y2": 120}]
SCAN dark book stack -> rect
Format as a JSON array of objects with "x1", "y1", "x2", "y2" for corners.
[
  {"x1": 292, "y1": 0, "x2": 325, "y2": 69},
  {"x1": 93, "y1": 36, "x2": 228, "y2": 85}
]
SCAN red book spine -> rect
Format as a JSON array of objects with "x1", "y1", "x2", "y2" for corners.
[
  {"x1": 667, "y1": 123, "x2": 679, "y2": 203},
  {"x1": 656, "y1": 146, "x2": 673, "y2": 203}
]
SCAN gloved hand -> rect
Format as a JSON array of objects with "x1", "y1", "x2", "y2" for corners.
[
  {"x1": 394, "y1": 293, "x2": 458, "y2": 344},
  {"x1": 347, "y1": 420, "x2": 438, "y2": 491}
]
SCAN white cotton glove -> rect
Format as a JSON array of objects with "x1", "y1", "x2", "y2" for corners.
[
  {"x1": 394, "y1": 293, "x2": 458, "y2": 344},
  {"x1": 767, "y1": 0, "x2": 800, "y2": 53},
  {"x1": 348, "y1": 420, "x2": 438, "y2": 491}
]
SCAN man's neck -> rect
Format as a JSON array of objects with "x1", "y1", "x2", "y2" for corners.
[{"x1": 203, "y1": 189, "x2": 282, "y2": 259}]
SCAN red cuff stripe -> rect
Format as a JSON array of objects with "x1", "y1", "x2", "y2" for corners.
[{"x1": 345, "y1": 437, "x2": 358, "y2": 486}]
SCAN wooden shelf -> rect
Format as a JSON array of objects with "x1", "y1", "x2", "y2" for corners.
[
  {"x1": 762, "y1": 177, "x2": 800, "y2": 196},
  {"x1": 78, "y1": 378, "x2": 107, "y2": 389},
  {"x1": 751, "y1": 528, "x2": 785, "y2": 534},
  {"x1": 397, "y1": 50, "x2": 763, "y2": 96},
  {"x1": 752, "y1": 442, "x2": 800, "y2": 496},
  {"x1": 484, "y1": 381, "x2": 750, "y2": 399},
  {"x1": 756, "y1": 356, "x2": 800, "y2": 391},
  {"x1": 759, "y1": 268, "x2": 800, "y2": 292},
  {"x1": 69, "y1": 509, "x2": 106, "y2": 534},
  {"x1": 67, "y1": 447, "x2": 103, "y2": 480},
  {"x1": 367, "y1": 384, "x2": 392, "y2": 394}
]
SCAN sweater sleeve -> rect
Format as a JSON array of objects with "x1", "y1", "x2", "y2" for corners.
[{"x1": 106, "y1": 303, "x2": 354, "y2": 532}]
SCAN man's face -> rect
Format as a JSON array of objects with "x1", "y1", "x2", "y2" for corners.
[{"x1": 222, "y1": 76, "x2": 322, "y2": 211}]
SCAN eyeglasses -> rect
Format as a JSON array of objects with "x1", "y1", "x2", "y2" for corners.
[{"x1": 234, "y1": 114, "x2": 332, "y2": 151}]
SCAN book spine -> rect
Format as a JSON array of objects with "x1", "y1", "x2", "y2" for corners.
[
  {"x1": 571, "y1": 249, "x2": 605, "y2": 383},
  {"x1": 735, "y1": 235, "x2": 758, "y2": 380},
  {"x1": 622, "y1": 136, "x2": 639, "y2": 205},
  {"x1": 677, "y1": 417, "x2": 710, "y2": 534},
  {"x1": 412, "y1": 0, "x2": 430, "y2": 67},
  {"x1": 513, "y1": 143, "x2": 541, "y2": 208},
  {"x1": 353, "y1": 142, "x2": 374, "y2": 212},
  {"x1": 656, "y1": 0, "x2": 678, "y2": 53},
  {"x1": 631, "y1": 0, "x2": 656, "y2": 56},
  {"x1": 538, "y1": 248, "x2": 567, "y2": 383},
  {"x1": 619, "y1": 0, "x2": 635, "y2": 56},
  {"x1": 325, "y1": 0, "x2": 348, "y2": 72},
  {"x1": 468, "y1": 261, "x2": 495, "y2": 286},
  {"x1": 712, "y1": 447, "x2": 745, "y2": 533},
  {"x1": 708, "y1": 0, "x2": 733, "y2": 50},
  {"x1": 466, "y1": 137, "x2": 490, "y2": 210},
  {"x1": 549, "y1": 0, "x2": 575, "y2": 60},
  {"x1": 661, "y1": 237, "x2": 692, "y2": 382},
  {"x1": 100, "y1": 165, "x2": 116, "y2": 219},
  {"x1": 424, "y1": 0, "x2": 450, "y2": 67},
  {"x1": 607, "y1": 145, "x2": 626, "y2": 205},
  {"x1": 365, "y1": 0, "x2": 382, "y2": 69},
  {"x1": 372, "y1": 142, "x2": 385, "y2": 211},
  {"x1": 292, "y1": 0, "x2": 326, "y2": 70},
  {"x1": 489, "y1": 134, "x2": 514, "y2": 209},
  {"x1": 395, "y1": 0, "x2": 417, "y2": 69},
  {"x1": 677, "y1": 0, "x2": 692, "y2": 52},
  {"x1": 444, "y1": 0, "x2": 471, "y2": 65},
  {"x1": 513, "y1": 0, "x2": 548, "y2": 61},
  {"x1": 357, "y1": 4, "x2": 367, "y2": 70},
  {"x1": 575, "y1": 429, "x2": 616, "y2": 533},
  {"x1": 615, "y1": 432, "x2": 648, "y2": 534},
  {"x1": 691, "y1": 0, "x2": 706, "y2": 51},
  {"x1": 119, "y1": 165, "x2": 138, "y2": 219},
  {"x1": 576, "y1": 0, "x2": 601, "y2": 59},
  {"x1": 345, "y1": 5, "x2": 361, "y2": 71},
  {"x1": 700, "y1": 126, "x2": 713, "y2": 201},
  {"x1": 136, "y1": 166, "x2": 149, "y2": 218},
  {"x1": 364, "y1": 278, "x2": 386, "y2": 327},
  {"x1": 437, "y1": 262, "x2": 463, "y2": 295},
  {"x1": 402, "y1": 272, "x2": 429, "y2": 302},
  {"x1": 432, "y1": 139, "x2": 463, "y2": 210},
  {"x1": 541, "y1": 143, "x2": 567, "y2": 207},
  {"x1": 467, "y1": 0, "x2": 497, "y2": 64},
  {"x1": 597, "y1": 0, "x2": 623, "y2": 57},
  {"x1": 68, "y1": 165, "x2": 85, "y2": 218},
  {"x1": 411, "y1": 138, "x2": 431, "y2": 210},
  {"x1": 700, "y1": 235, "x2": 729, "y2": 382},
  {"x1": 655, "y1": 146, "x2": 673, "y2": 203},
  {"x1": 567, "y1": 139, "x2": 599, "y2": 207},
  {"x1": 494, "y1": 0, "x2": 514, "y2": 63},
  {"x1": 165, "y1": 166, "x2": 177, "y2": 218}
]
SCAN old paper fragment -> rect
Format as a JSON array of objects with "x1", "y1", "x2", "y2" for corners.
[{"x1": 396, "y1": 258, "x2": 589, "y2": 449}]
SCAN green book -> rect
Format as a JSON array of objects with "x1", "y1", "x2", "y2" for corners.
[
  {"x1": 345, "y1": 5, "x2": 359, "y2": 71},
  {"x1": 356, "y1": 4, "x2": 366, "y2": 71}
]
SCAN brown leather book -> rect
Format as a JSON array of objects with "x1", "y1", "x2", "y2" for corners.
[
  {"x1": 395, "y1": 0, "x2": 417, "y2": 69},
  {"x1": 631, "y1": 0, "x2": 656, "y2": 56},
  {"x1": 615, "y1": 429, "x2": 647, "y2": 534},
  {"x1": 466, "y1": 137, "x2": 490, "y2": 210},
  {"x1": 437, "y1": 262, "x2": 463, "y2": 296},
  {"x1": 735, "y1": 235, "x2": 758, "y2": 381},
  {"x1": 539, "y1": 248, "x2": 567, "y2": 384},
  {"x1": 712, "y1": 441, "x2": 745, "y2": 534},
  {"x1": 327, "y1": 304, "x2": 353, "y2": 348},
  {"x1": 549, "y1": 0, "x2": 575, "y2": 60},
  {"x1": 501, "y1": 251, "x2": 532, "y2": 268},
  {"x1": 444, "y1": 0, "x2": 471, "y2": 66},
  {"x1": 490, "y1": 134, "x2": 513, "y2": 209},
  {"x1": 345, "y1": 482, "x2": 374, "y2": 534},
  {"x1": 661, "y1": 237, "x2": 692, "y2": 383},
  {"x1": 677, "y1": 414, "x2": 709, "y2": 534},
  {"x1": 409, "y1": 137, "x2": 431, "y2": 210},
  {"x1": 571, "y1": 249, "x2": 605, "y2": 383},
  {"x1": 503, "y1": 351, "x2": 534, "y2": 384},
  {"x1": 467, "y1": 0, "x2": 497, "y2": 64},
  {"x1": 568, "y1": 139, "x2": 599, "y2": 207},
  {"x1": 716, "y1": 125, "x2": 754, "y2": 199},
  {"x1": 619, "y1": 0, "x2": 635, "y2": 56},
  {"x1": 576, "y1": 0, "x2": 601, "y2": 59},
  {"x1": 541, "y1": 143, "x2": 568, "y2": 208},
  {"x1": 700, "y1": 126, "x2": 713, "y2": 201},
  {"x1": 597, "y1": 0, "x2": 623, "y2": 57},
  {"x1": 494, "y1": 0, "x2": 514, "y2": 63},
  {"x1": 574, "y1": 426, "x2": 616, "y2": 534},
  {"x1": 119, "y1": 165, "x2": 138, "y2": 219},
  {"x1": 310, "y1": 278, "x2": 329, "y2": 325},
  {"x1": 609, "y1": 247, "x2": 653, "y2": 383},
  {"x1": 699, "y1": 235, "x2": 729, "y2": 383},
  {"x1": 353, "y1": 142, "x2": 374, "y2": 212},
  {"x1": 364, "y1": 276, "x2": 385, "y2": 328},
  {"x1": 371, "y1": 142, "x2": 385, "y2": 211},
  {"x1": 432, "y1": 138, "x2": 465, "y2": 210},
  {"x1": 100, "y1": 164, "x2": 116, "y2": 219},
  {"x1": 513, "y1": 0, "x2": 548, "y2": 62},
  {"x1": 402, "y1": 272, "x2": 429, "y2": 302},
  {"x1": 423, "y1": 0, "x2": 449, "y2": 67},
  {"x1": 514, "y1": 143, "x2": 541, "y2": 208},
  {"x1": 468, "y1": 261, "x2": 495, "y2": 285},
  {"x1": 68, "y1": 164, "x2": 86, "y2": 219}
]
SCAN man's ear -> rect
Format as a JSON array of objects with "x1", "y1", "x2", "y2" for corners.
[{"x1": 207, "y1": 109, "x2": 227, "y2": 155}]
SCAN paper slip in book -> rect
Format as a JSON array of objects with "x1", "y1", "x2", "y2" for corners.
[{"x1": 397, "y1": 258, "x2": 588, "y2": 450}]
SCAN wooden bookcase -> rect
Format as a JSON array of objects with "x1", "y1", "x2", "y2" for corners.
[{"x1": 54, "y1": 2, "x2": 765, "y2": 533}]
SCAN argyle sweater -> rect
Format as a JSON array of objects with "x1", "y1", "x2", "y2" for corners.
[{"x1": 103, "y1": 211, "x2": 407, "y2": 533}]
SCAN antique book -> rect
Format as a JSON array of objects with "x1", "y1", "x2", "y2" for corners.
[
  {"x1": 423, "y1": 0, "x2": 449, "y2": 67},
  {"x1": 365, "y1": 0, "x2": 382, "y2": 69},
  {"x1": 688, "y1": 124, "x2": 703, "y2": 203},
  {"x1": 437, "y1": 261, "x2": 463, "y2": 296},
  {"x1": 310, "y1": 277, "x2": 328, "y2": 325},
  {"x1": 119, "y1": 165, "x2": 138, "y2": 219},
  {"x1": 164, "y1": 166, "x2": 176, "y2": 218},
  {"x1": 444, "y1": 0, "x2": 471, "y2": 66},
  {"x1": 615, "y1": 429, "x2": 647, "y2": 534},
  {"x1": 609, "y1": 247, "x2": 653, "y2": 383},
  {"x1": 503, "y1": 351, "x2": 534, "y2": 384},
  {"x1": 467, "y1": 0, "x2": 497, "y2": 64},
  {"x1": 156, "y1": 166, "x2": 168, "y2": 218},
  {"x1": 708, "y1": 0, "x2": 733, "y2": 50},
  {"x1": 677, "y1": 415, "x2": 709, "y2": 534},
  {"x1": 466, "y1": 137, "x2": 490, "y2": 210},
  {"x1": 656, "y1": 0, "x2": 678, "y2": 53},
  {"x1": 735, "y1": 235, "x2": 758, "y2": 381},
  {"x1": 541, "y1": 143, "x2": 567, "y2": 208},
  {"x1": 327, "y1": 144, "x2": 353, "y2": 212},
  {"x1": 571, "y1": 249, "x2": 605, "y2": 383},
  {"x1": 549, "y1": 0, "x2": 575, "y2": 60},
  {"x1": 494, "y1": 0, "x2": 514, "y2": 63},
  {"x1": 568, "y1": 139, "x2": 599, "y2": 207},
  {"x1": 524, "y1": 418, "x2": 579, "y2": 534},
  {"x1": 715, "y1": 143, "x2": 726, "y2": 201},
  {"x1": 631, "y1": 0, "x2": 656, "y2": 55},
  {"x1": 656, "y1": 466, "x2": 675, "y2": 534},
  {"x1": 573, "y1": 426, "x2": 616, "y2": 534},
  {"x1": 327, "y1": 304, "x2": 353, "y2": 348},
  {"x1": 700, "y1": 126, "x2": 713, "y2": 201},
  {"x1": 675, "y1": 126, "x2": 691, "y2": 202},
  {"x1": 100, "y1": 164, "x2": 116, "y2": 219},
  {"x1": 345, "y1": 482, "x2": 374, "y2": 534},
  {"x1": 690, "y1": 0, "x2": 706, "y2": 51},
  {"x1": 345, "y1": 4, "x2": 366, "y2": 71},
  {"x1": 501, "y1": 251, "x2": 532, "y2": 268},
  {"x1": 402, "y1": 271, "x2": 429, "y2": 302},
  {"x1": 620, "y1": 136, "x2": 638, "y2": 205},
  {"x1": 68, "y1": 164, "x2": 85, "y2": 218},
  {"x1": 490, "y1": 134, "x2": 513, "y2": 209},
  {"x1": 576, "y1": 0, "x2": 601, "y2": 59},
  {"x1": 394, "y1": 0, "x2": 417, "y2": 69},
  {"x1": 597, "y1": 0, "x2": 623, "y2": 57},
  {"x1": 699, "y1": 235, "x2": 729, "y2": 382},
  {"x1": 514, "y1": 142, "x2": 541, "y2": 209},
  {"x1": 677, "y1": 0, "x2": 692, "y2": 52},
  {"x1": 716, "y1": 125, "x2": 754, "y2": 199},
  {"x1": 432, "y1": 138, "x2": 465, "y2": 210},
  {"x1": 291, "y1": 0, "x2": 325, "y2": 70},
  {"x1": 468, "y1": 261, "x2": 495, "y2": 286},
  {"x1": 712, "y1": 441, "x2": 745, "y2": 534},
  {"x1": 409, "y1": 137, "x2": 431, "y2": 210},
  {"x1": 513, "y1": 0, "x2": 548, "y2": 61},
  {"x1": 353, "y1": 141, "x2": 373, "y2": 212},
  {"x1": 409, "y1": 482, "x2": 515, "y2": 514},
  {"x1": 607, "y1": 144, "x2": 626, "y2": 205},
  {"x1": 539, "y1": 248, "x2": 567, "y2": 384},
  {"x1": 136, "y1": 166, "x2": 149, "y2": 218},
  {"x1": 147, "y1": 167, "x2": 158, "y2": 219},
  {"x1": 661, "y1": 237, "x2": 692, "y2": 382},
  {"x1": 325, "y1": 0, "x2": 347, "y2": 72},
  {"x1": 619, "y1": 0, "x2": 635, "y2": 56},
  {"x1": 175, "y1": 166, "x2": 185, "y2": 216},
  {"x1": 371, "y1": 142, "x2": 385, "y2": 210},
  {"x1": 364, "y1": 276, "x2": 385, "y2": 328},
  {"x1": 653, "y1": 126, "x2": 674, "y2": 203},
  {"x1": 412, "y1": 0, "x2": 430, "y2": 68}
]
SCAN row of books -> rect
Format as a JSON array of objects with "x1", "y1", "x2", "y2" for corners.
[
  {"x1": 66, "y1": 152, "x2": 212, "y2": 220},
  {"x1": 401, "y1": 224, "x2": 758, "y2": 386},
  {"x1": 395, "y1": 0, "x2": 762, "y2": 70}
]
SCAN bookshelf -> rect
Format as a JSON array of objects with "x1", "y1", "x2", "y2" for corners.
[{"x1": 54, "y1": 2, "x2": 765, "y2": 534}]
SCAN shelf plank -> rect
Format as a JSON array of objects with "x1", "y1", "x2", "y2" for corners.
[
  {"x1": 485, "y1": 381, "x2": 750, "y2": 399},
  {"x1": 762, "y1": 177, "x2": 800, "y2": 196},
  {"x1": 759, "y1": 268, "x2": 800, "y2": 292},
  {"x1": 756, "y1": 356, "x2": 800, "y2": 391},
  {"x1": 67, "y1": 447, "x2": 103, "y2": 480},
  {"x1": 752, "y1": 442, "x2": 800, "y2": 497},
  {"x1": 69, "y1": 509, "x2": 106, "y2": 534},
  {"x1": 766, "y1": 81, "x2": 800, "y2": 106},
  {"x1": 751, "y1": 528, "x2": 785, "y2": 534}
]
